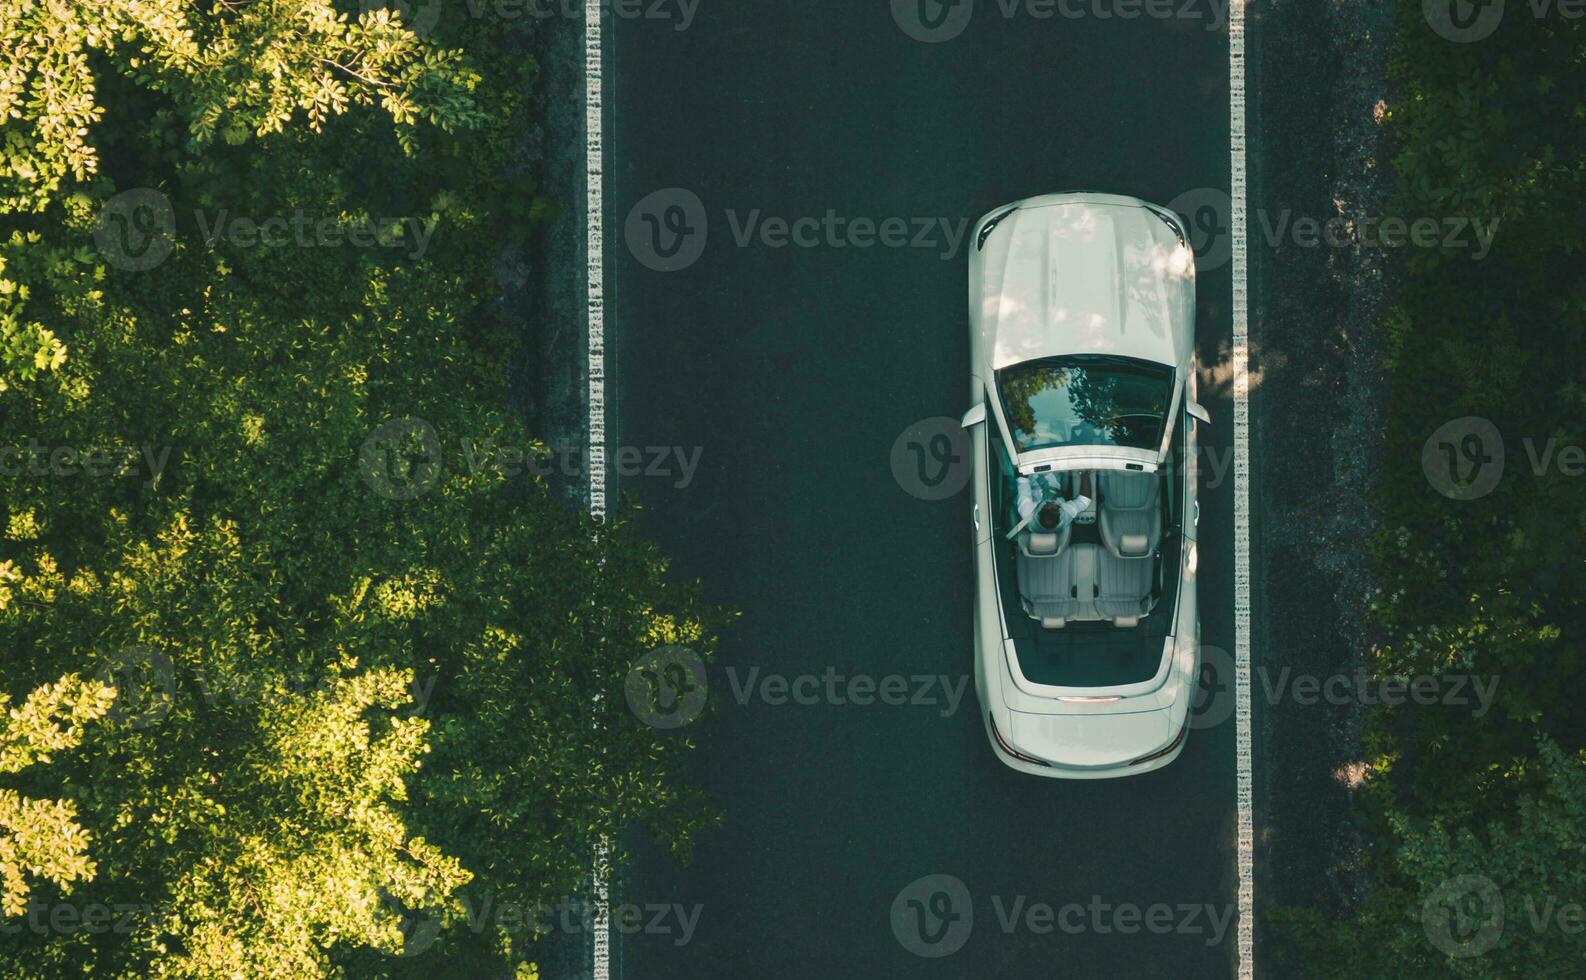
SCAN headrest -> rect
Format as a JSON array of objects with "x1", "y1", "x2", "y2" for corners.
[
  {"x1": 1112, "y1": 615, "x2": 1141, "y2": 629},
  {"x1": 1119, "y1": 533, "x2": 1151, "y2": 557},
  {"x1": 1027, "y1": 531, "x2": 1061, "y2": 555},
  {"x1": 1041, "y1": 616, "x2": 1066, "y2": 630}
]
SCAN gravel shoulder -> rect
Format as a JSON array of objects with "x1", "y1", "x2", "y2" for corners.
[{"x1": 1249, "y1": 0, "x2": 1398, "y2": 969}]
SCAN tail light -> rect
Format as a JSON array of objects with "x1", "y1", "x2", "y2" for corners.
[
  {"x1": 989, "y1": 713, "x2": 1050, "y2": 767},
  {"x1": 1129, "y1": 716, "x2": 1190, "y2": 767}
]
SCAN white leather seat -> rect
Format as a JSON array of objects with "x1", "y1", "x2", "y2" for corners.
[
  {"x1": 1096, "y1": 546, "x2": 1153, "y2": 627},
  {"x1": 1020, "y1": 543, "x2": 1152, "y2": 629},
  {"x1": 1019, "y1": 543, "x2": 1096, "y2": 628},
  {"x1": 1018, "y1": 520, "x2": 1071, "y2": 559},
  {"x1": 1098, "y1": 471, "x2": 1162, "y2": 560}
]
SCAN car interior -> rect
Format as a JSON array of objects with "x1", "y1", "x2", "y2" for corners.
[
  {"x1": 1012, "y1": 470, "x2": 1164, "y2": 630},
  {"x1": 988, "y1": 420, "x2": 1184, "y2": 688}
]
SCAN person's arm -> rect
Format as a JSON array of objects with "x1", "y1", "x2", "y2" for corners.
[
  {"x1": 1058, "y1": 494, "x2": 1091, "y2": 524},
  {"x1": 1015, "y1": 476, "x2": 1039, "y2": 521}
]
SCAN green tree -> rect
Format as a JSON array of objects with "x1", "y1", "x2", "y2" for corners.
[
  {"x1": 1, "y1": 4, "x2": 715, "y2": 977},
  {"x1": 1279, "y1": 739, "x2": 1586, "y2": 978},
  {"x1": 143, "y1": 669, "x2": 471, "y2": 978},
  {"x1": 0, "y1": 0, "x2": 484, "y2": 213},
  {"x1": 1273, "y1": 6, "x2": 1586, "y2": 976},
  {"x1": 0, "y1": 674, "x2": 115, "y2": 917}
]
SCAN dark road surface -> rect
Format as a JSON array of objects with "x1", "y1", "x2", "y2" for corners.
[{"x1": 609, "y1": 4, "x2": 1238, "y2": 976}]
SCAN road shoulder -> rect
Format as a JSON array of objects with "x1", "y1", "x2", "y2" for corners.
[{"x1": 1250, "y1": 0, "x2": 1397, "y2": 969}]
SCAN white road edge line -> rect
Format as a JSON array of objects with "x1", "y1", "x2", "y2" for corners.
[
  {"x1": 1229, "y1": 1, "x2": 1255, "y2": 978},
  {"x1": 586, "y1": 3, "x2": 607, "y2": 522},
  {"x1": 586, "y1": 0, "x2": 611, "y2": 977}
]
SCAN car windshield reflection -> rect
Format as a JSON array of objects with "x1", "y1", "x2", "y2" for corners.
[{"x1": 996, "y1": 354, "x2": 1173, "y2": 452}]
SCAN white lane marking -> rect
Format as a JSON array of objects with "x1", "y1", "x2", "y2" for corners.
[
  {"x1": 1229, "y1": 1, "x2": 1255, "y2": 978},
  {"x1": 587, "y1": 0, "x2": 607, "y2": 524},
  {"x1": 586, "y1": 1, "x2": 612, "y2": 979}
]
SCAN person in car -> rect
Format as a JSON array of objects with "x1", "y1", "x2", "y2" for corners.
[{"x1": 1016, "y1": 471, "x2": 1095, "y2": 531}]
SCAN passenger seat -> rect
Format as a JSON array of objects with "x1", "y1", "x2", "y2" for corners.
[{"x1": 1098, "y1": 471, "x2": 1162, "y2": 560}]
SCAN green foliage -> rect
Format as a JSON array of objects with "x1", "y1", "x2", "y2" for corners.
[
  {"x1": 1274, "y1": 6, "x2": 1586, "y2": 977},
  {"x1": 1278, "y1": 739, "x2": 1586, "y2": 978},
  {"x1": 0, "y1": 0, "x2": 486, "y2": 213},
  {"x1": 143, "y1": 669, "x2": 472, "y2": 979},
  {"x1": 0, "y1": 675, "x2": 115, "y2": 917},
  {"x1": 0, "y1": 230, "x2": 83, "y2": 394},
  {"x1": 1369, "y1": 2, "x2": 1586, "y2": 790},
  {"x1": 0, "y1": 2, "x2": 714, "y2": 977},
  {"x1": 1388, "y1": 738, "x2": 1586, "y2": 976}
]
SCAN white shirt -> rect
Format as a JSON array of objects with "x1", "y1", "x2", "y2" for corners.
[{"x1": 1016, "y1": 473, "x2": 1091, "y2": 529}]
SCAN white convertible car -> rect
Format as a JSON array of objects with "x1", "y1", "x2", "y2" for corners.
[{"x1": 961, "y1": 192, "x2": 1207, "y2": 779}]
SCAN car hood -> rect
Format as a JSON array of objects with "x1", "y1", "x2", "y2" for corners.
[
  {"x1": 1007, "y1": 704, "x2": 1179, "y2": 770},
  {"x1": 972, "y1": 198, "x2": 1194, "y2": 373}
]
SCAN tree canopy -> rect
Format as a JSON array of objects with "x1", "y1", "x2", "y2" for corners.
[
  {"x1": 1, "y1": 4, "x2": 716, "y2": 976},
  {"x1": 1275, "y1": 7, "x2": 1586, "y2": 976}
]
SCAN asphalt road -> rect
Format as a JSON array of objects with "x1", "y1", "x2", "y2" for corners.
[{"x1": 609, "y1": 4, "x2": 1238, "y2": 976}]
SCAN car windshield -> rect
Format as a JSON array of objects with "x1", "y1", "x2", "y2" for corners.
[{"x1": 996, "y1": 355, "x2": 1174, "y2": 452}]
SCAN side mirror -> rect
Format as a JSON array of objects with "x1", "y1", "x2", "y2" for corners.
[
  {"x1": 961, "y1": 403, "x2": 987, "y2": 429},
  {"x1": 1187, "y1": 401, "x2": 1211, "y2": 426}
]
